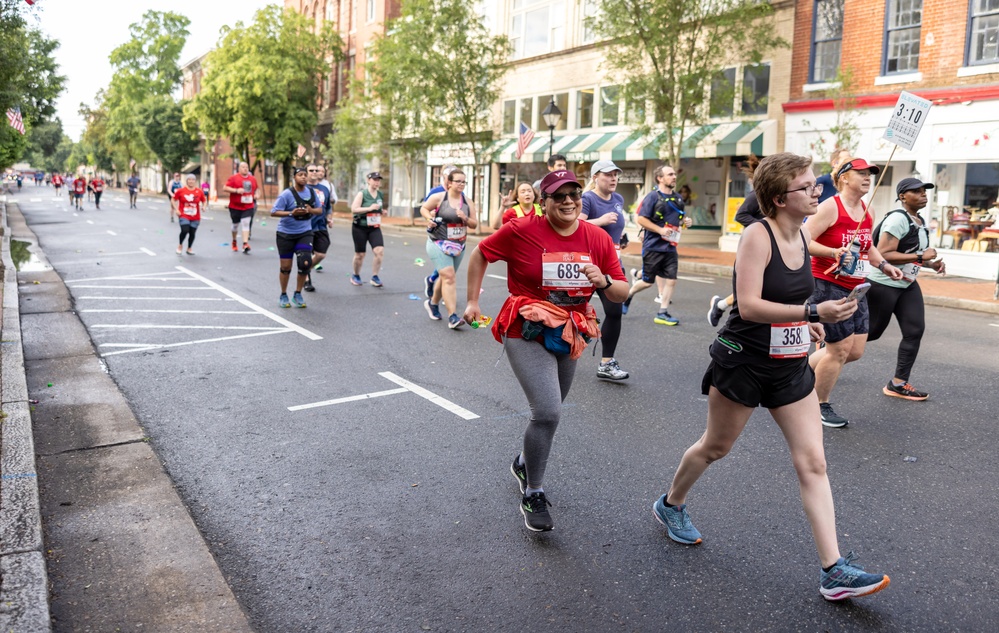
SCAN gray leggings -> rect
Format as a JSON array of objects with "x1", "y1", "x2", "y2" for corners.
[{"x1": 505, "y1": 337, "x2": 577, "y2": 489}]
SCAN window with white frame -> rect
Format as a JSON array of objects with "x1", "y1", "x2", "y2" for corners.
[
  {"x1": 367, "y1": 0, "x2": 375, "y2": 22},
  {"x1": 576, "y1": 88, "x2": 594, "y2": 129},
  {"x1": 535, "y1": 93, "x2": 568, "y2": 131},
  {"x1": 326, "y1": 0, "x2": 336, "y2": 22},
  {"x1": 264, "y1": 160, "x2": 277, "y2": 184},
  {"x1": 810, "y1": 0, "x2": 844, "y2": 83},
  {"x1": 599, "y1": 86, "x2": 620, "y2": 127},
  {"x1": 509, "y1": 0, "x2": 565, "y2": 60},
  {"x1": 968, "y1": 0, "x2": 999, "y2": 65},
  {"x1": 710, "y1": 68, "x2": 736, "y2": 118},
  {"x1": 742, "y1": 64, "x2": 770, "y2": 115},
  {"x1": 519, "y1": 97, "x2": 535, "y2": 130},
  {"x1": 580, "y1": 0, "x2": 600, "y2": 44},
  {"x1": 884, "y1": 0, "x2": 922, "y2": 74},
  {"x1": 503, "y1": 100, "x2": 516, "y2": 135}
]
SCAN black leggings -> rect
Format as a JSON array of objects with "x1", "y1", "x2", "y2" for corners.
[
  {"x1": 179, "y1": 224, "x2": 198, "y2": 248},
  {"x1": 596, "y1": 287, "x2": 623, "y2": 358},
  {"x1": 867, "y1": 280, "x2": 925, "y2": 382}
]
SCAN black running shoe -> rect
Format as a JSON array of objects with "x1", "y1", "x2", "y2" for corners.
[
  {"x1": 883, "y1": 381, "x2": 928, "y2": 401},
  {"x1": 510, "y1": 455, "x2": 527, "y2": 494},
  {"x1": 707, "y1": 294, "x2": 726, "y2": 327},
  {"x1": 520, "y1": 492, "x2": 553, "y2": 532},
  {"x1": 304, "y1": 274, "x2": 315, "y2": 292},
  {"x1": 820, "y1": 402, "x2": 849, "y2": 428}
]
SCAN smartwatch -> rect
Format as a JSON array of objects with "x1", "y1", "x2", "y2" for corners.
[
  {"x1": 915, "y1": 250, "x2": 924, "y2": 264},
  {"x1": 603, "y1": 274, "x2": 614, "y2": 289},
  {"x1": 807, "y1": 303, "x2": 821, "y2": 323}
]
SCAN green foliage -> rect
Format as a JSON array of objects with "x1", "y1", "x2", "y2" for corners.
[
  {"x1": 141, "y1": 97, "x2": 199, "y2": 175},
  {"x1": 592, "y1": 0, "x2": 787, "y2": 167},
  {"x1": 322, "y1": 84, "x2": 370, "y2": 195},
  {"x1": 184, "y1": 6, "x2": 343, "y2": 176},
  {"x1": 24, "y1": 118, "x2": 73, "y2": 173},
  {"x1": 368, "y1": 0, "x2": 511, "y2": 164},
  {"x1": 802, "y1": 67, "x2": 864, "y2": 171}
]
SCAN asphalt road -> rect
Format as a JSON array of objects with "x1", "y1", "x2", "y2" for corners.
[{"x1": 14, "y1": 187, "x2": 999, "y2": 632}]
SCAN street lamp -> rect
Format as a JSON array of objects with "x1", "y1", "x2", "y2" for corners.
[
  {"x1": 542, "y1": 97, "x2": 562, "y2": 160},
  {"x1": 311, "y1": 133, "x2": 320, "y2": 162}
]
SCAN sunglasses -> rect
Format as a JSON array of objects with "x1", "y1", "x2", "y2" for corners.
[{"x1": 547, "y1": 189, "x2": 582, "y2": 203}]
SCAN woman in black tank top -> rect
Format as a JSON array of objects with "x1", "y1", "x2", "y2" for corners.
[{"x1": 652, "y1": 154, "x2": 891, "y2": 600}]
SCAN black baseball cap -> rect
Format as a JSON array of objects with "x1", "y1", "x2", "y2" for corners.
[
  {"x1": 366, "y1": 172, "x2": 383, "y2": 180},
  {"x1": 896, "y1": 177, "x2": 935, "y2": 197}
]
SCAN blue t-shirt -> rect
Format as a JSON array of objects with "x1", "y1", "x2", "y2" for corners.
[
  {"x1": 309, "y1": 183, "x2": 332, "y2": 231},
  {"x1": 581, "y1": 190, "x2": 626, "y2": 246},
  {"x1": 169, "y1": 180, "x2": 182, "y2": 195},
  {"x1": 816, "y1": 173, "x2": 836, "y2": 203},
  {"x1": 639, "y1": 189, "x2": 685, "y2": 253},
  {"x1": 423, "y1": 185, "x2": 445, "y2": 202},
  {"x1": 272, "y1": 187, "x2": 316, "y2": 234},
  {"x1": 126, "y1": 176, "x2": 140, "y2": 191}
]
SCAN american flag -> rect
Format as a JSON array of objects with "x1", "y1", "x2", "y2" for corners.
[
  {"x1": 296, "y1": 143, "x2": 306, "y2": 158},
  {"x1": 515, "y1": 121, "x2": 534, "y2": 160},
  {"x1": 6, "y1": 107, "x2": 25, "y2": 135}
]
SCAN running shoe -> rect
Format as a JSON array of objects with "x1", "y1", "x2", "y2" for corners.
[
  {"x1": 630, "y1": 268, "x2": 640, "y2": 282},
  {"x1": 279, "y1": 293, "x2": 291, "y2": 308},
  {"x1": 349, "y1": 274, "x2": 363, "y2": 286},
  {"x1": 424, "y1": 300, "x2": 441, "y2": 321},
  {"x1": 883, "y1": 381, "x2": 928, "y2": 401},
  {"x1": 510, "y1": 455, "x2": 527, "y2": 494},
  {"x1": 521, "y1": 491, "x2": 554, "y2": 532},
  {"x1": 231, "y1": 239, "x2": 237, "y2": 252},
  {"x1": 819, "y1": 403, "x2": 849, "y2": 428},
  {"x1": 292, "y1": 291, "x2": 306, "y2": 308},
  {"x1": 186, "y1": 249, "x2": 195, "y2": 256},
  {"x1": 175, "y1": 246, "x2": 183, "y2": 255},
  {"x1": 370, "y1": 275, "x2": 383, "y2": 288},
  {"x1": 424, "y1": 275, "x2": 435, "y2": 298},
  {"x1": 448, "y1": 314, "x2": 465, "y2": 329},
  {"x1": 654, "y1": 311, "x2": 679, "y2": 326},
  {"x1": 707, "y1": 294, "x2": 726, "y2": 327},
  {"x1": 622, "y1": 295, "x2": 632, "y2": 315},
  {"x1": 303, "y1": 275, "x2": 315, "y2": 292},
  {"x1": 654, "y1": 295, "x2": 663, "y2": 304},
  {"x1": 652, "y1": 494, "x2": 702, "y2": 545},
  {"x1": 819, "y1": 552, "x2": 890, "y2": 601},
  {"x1": 314, "y1": 263, "x2": 323, "y2": 272},
  {"x1": 243, "y1": 243, "x2": 251, "y2": 254},
  {"x1": 597, "y1": 358, "x2": 630, "y2": 380}
]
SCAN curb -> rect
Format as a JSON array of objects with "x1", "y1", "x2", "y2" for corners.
[{"x1": 0, "y1": 200, "x2": 52, "y2": 632}]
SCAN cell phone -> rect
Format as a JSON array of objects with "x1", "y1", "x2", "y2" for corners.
[{"x1": 845, "y1": 282, "x2": 871, "y2": 302}]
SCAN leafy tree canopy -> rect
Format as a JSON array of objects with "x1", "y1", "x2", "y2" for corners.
[{"x1": 142, "y1": 97, "x2": 199, "y2": 175}]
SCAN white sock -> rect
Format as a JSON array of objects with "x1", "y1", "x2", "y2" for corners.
[
  {"x1": 717, "y1": 297, "x2": 730, "y2": 309},
  {"x1": 516, "y1": 453, "x2": 525, "y2": 467},
  {"x1": 525, "y1": 486, "x2": 543, "y2": 496}
]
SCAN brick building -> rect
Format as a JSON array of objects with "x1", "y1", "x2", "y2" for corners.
[{"x1": 783, "y1": 0, "x2": 999, "y2": 278}]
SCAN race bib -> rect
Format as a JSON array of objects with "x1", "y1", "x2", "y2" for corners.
[
  {"x1": 769, "y1": 322, "x2": 810, "y2": 359},
  {"x1": 366, "y1": 213, "x2": 381, "y2": 227},
  {"x1": 181, "y1": 206, "x2": 197, "y2": 217},
  {"x1": 899, "y1": 262, "x2": 920, "y2": 282},
  {"x1": 662, "y1": 224, "x2": 682, "y2": 245},
  {"x1": 446, "y1": 223, "x2": 466, "y2": 241},
  {"x1": 846, "y1": 253, "x2": 870, "y2": 280},
  {"x1": 542, "y1": 252, "x2": 592, "y2": 291},
  {"x1": 240, "y1": 194, "x2": 253, "y2": 204}
]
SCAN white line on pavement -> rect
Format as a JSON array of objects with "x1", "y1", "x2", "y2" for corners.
[
  {"x1": 175, "y1": 266, "x2": 323, "y2": 341},
  {"x1": 676, "y1": 275, "x2": 717, "y2": 284},
  {"x1": 70, "y1": 285, "x2": 214, "y2": 290},
  {"x1": 30, "y1": 198, "x2": 41, "y2": 202},
  {"x1": 287, "y1": 388, "x2": 410, "y2": 412},
  {"x1": 66, "y1": 271, "x2": 186, "y2": 283},
  {"x1": 100, "y1": 329, "x2": 292, "y2": 356},
  {"x1": 91, "y1": 324, "x2": 287, "y2": 331},
  {"x1": 76, "y1": 296, "x2": 233, "y2": 301},
  {"x1": 107, "y1": 230, "x2": 117, "y2": 236},
  {"x1": 80, "y1": 309, "x2": 258, "y2": 315},
  {"x1": 86, "y1": 220, "x2": 94, "y2": 224},
  {"x1": 486, "y1": 274, "x2": 508, "y2": 280},
  {"x1": 140, "y1": 247, "x2": 156, "y2": 256},
  {"x1": 990, "y1": 323, "x2": 999, "y2": 328},
  {"x1": 378, "y1": 371, "x2": 480, "y2": 420}
]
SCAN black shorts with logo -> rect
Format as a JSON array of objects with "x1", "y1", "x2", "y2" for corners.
[
  {"x1": 641, "y1": 249, "x2": 678, "y2": 282},
  {"x1": 701, "y1": 356, "x2": 815, "y2": 409}
]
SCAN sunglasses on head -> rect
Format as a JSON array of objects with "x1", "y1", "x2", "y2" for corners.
[{"x1": 546, "y1": 189, "x2": 582, "y2": 203}]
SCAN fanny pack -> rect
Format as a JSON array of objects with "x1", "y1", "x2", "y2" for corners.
[{"x1": 435, "y1": 239, "x2": 465, "y2": 257}]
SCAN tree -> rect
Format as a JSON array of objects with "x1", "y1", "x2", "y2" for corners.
[
  {"x1": 24, "y1": 118, "x2": 73, "y2": 173},
  {"x1": 184, "y1": 6, "x2": 343, "y2": 182},
  {"x1": 368, "y1": 0, "x2": 510, "y2": 172},
  {"x1": 592, "y1": 0, "x2": 787, "y2": 167},
  {"x1": 141, "y1": 97, "x2": 199, "y2": 175},
  {"x1": 322, "y1": 88, "x2": 370, "y2": 197}
]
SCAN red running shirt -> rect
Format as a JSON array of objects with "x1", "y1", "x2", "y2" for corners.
[
  {"x1": 174, "y1": 187, "x2": 206, "y2": 221},
  {"x1": 73, "y1": 178, "x2": 86, "y2": 194},
  {"x1": 90, "y1": 179, "x2": 104, "y2": 192},
  {"x1": 226, "y1": 174, "x2": 258, "y2": 211},
  {"x1": 811, "y1": 195, "x2": 873, "y2": 291}
]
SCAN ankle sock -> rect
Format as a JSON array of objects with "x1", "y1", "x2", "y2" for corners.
[
  {"x1": 891, "y1": 378, "x2": 905, "y2": 386},
  {"x1": 525, "y1": 486, "x2": 543, "y2": 496},
  {"x1": 822, "y1": 562, "x2": 836, "y2": 573}
]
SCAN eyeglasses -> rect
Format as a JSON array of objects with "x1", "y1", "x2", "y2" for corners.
[
  {"x1": 450, "y1": 179, "x2": 466, "y2": 184},
  {"x1": 784, "y1": 183, "x2": 823, "y2": 197},
  {"x1": 307, "y1": 168, "x2": 320, "y2": 172},
  {"x1": 547, "y1": 189, "x2": 583, "y2": 203}
]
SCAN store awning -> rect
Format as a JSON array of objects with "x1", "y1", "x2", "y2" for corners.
[{"x1": 486, "y1": 119, "x2": 777, "y2": 164}]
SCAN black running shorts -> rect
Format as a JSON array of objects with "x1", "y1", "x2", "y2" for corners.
[
  {"x1": 229, "y1": 207, "x2": 254, "y2": 224},
  {"x1": 641, "y1": 250, "x2": 678, "y2": 282},
  {"x1": 312, "y1": 229, "x2": 331, "y2": 254},
  {"x1": 701, "y1": 357, "x2": 815, "y2": 409},
  {"x1": 352, "y1": 225, "x2": 384, "y2": 253},
  {"x1": 276, "y1": 231, "x2": 313, "y2": 259}
]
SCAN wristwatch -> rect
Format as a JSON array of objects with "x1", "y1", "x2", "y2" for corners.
[
  {"x1": 807, "y1": 303, "x2": 821, "y2": 323},
  {"x1": 604, "y1": 274, "x2": 614, "y2": 289},
  {"x1": 915, "y1": 250, "x2": 924, "y2": 264}
]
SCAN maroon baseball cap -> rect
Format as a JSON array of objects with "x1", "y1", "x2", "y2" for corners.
[
  {"x1": 836, "y1": 158, "x2": 881, "y2": 178},
  {"x1": 539, "y1": 170, "x2": 581, "y2": 195}
]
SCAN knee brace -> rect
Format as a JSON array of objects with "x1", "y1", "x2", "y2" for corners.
[
  {"x1": 296, "y1": 250, "x2": 313, "y2": 274},
  {"x1": 232, "y1": 223, "x2": 241, "y2": 232},
  {"x1": 279, "y1": 258, "x2": 293, "y2": 275},
  {"x1": 240, "y1": 217, "x2": 251, "y2": 232}
]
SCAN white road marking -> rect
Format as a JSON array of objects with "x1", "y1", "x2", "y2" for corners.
[
  {"x1": 86, "y1": 220, "x2": 94, "y2": 224},
  {"x1": 107, "y1": 230, "x2": 117, "y2": 236},
  {"x1": 80, "y1": 309, "x2": 258, "y2": 315},
  {"x1": 71, "y1": 285, "x2": 213, "y2": 290},
  {"x1": 990, "y1": 323, "x2": 999, "y2": 328},
  {"x1": 487, "y1": 274, "x2": 508, "y2": 281},
  {"x1": 140, "y1": 247, "x2": 156, "y2": 256},
  {"x1": 91, "y1": 324, "x2": 287, "y2": 331},
  {"x1": 100, "y1": 330, "x2": 291, "y2": 356},
  {"x1": 76, "y1": 296, "x2": 232, "y2": 301},
  {"x1": 66, "y1": 271, "x2": 187, "y2": 283},
  {"x1": 378, "y1": 371, "x2": 480, "y2": 420},
  {"x1": 30, "y1": 198, "x2": 41, "y2": 202},
  {"x1": 175, "y1": 266, "x2": 322, "y2": 341},
  {"x1": 676, "y1": 275, "x2": 718, "y2": 284},
  {"x1": 287, "y1": 388, "x2": 410, "y2": 412}
]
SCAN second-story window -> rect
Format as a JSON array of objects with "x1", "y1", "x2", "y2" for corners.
[
  {"x1": 509, "y1": 1, "x2": 565, "y2": 60},
  {"x1": 810, "y1": 0, "x2": 844, "y2": 83},
  {"x1": 710, "y1": 68, "x2": 736, "y2": 119},
  {"x1": 367, "y1": 0, "x2": 375, "y2": 22},
  {"x1": 577, "y1": 88, "x2": 594, "y2": 129},
  {"x1": 742, "y1": 64, "x2": 770, "y2": 115},
  {"x1": 884, "y1": 0, "x2": 922, "y2": 74},
  {"x1": 536, "y1": 93, "x2": 568, "y2": 131},
  {"x1": 580, "y1": 0, "x2": 600, "y2": 44},
  {"x1": 599, "y1": 86, "x2": 620, "y2": 127},
  {"x1": 503, "y1": 100, "x2": 516, "y2": 135},
  {"x1": 968, "y1": 0, "x2": 999, "y2": 66}
]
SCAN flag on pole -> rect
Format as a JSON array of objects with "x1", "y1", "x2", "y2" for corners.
[
  {"x1": 297, "y1": 143, "x2": 306, "y2": 158},
  {"x1": 6, "y1": 107, "x2": 25, "y2": 135},
  {"x1": 515, "y1": 121, "x2": 535, "y2": 160},
  {"x1": 25, "y1": 0, "x2": 36, "y2": 5},
  {"x1": 129, "y1": 158, "x2": 137, "y2": 170}
]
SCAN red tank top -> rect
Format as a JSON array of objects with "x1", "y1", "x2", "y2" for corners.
[{"x1": 811, "y1": 195, "x2": 873, "y2": 290}]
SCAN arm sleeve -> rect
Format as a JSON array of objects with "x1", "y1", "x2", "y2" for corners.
[{"x1": 735, "y1": 191, "x2": 764, "y2": 227}]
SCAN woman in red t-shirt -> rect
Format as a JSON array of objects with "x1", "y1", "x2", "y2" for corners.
[
  {"x1": 492, "y1": 181, "x2": 543, "y2": 228},
  {"x1": 173, "y1": 175, "x2": 206, "y2": 255},
  {"x1": 463, "y1": 170, "x2": 628, "y2": 533}
]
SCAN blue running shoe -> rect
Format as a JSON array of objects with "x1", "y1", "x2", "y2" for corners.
[
  {"x1": 622, "y1": 295, "x2": 632, "y2": 315},
  {"x1": 370, "y1": 275, "x2": 383, "y2": 288},
  {"x1": 654, "y1": 311, "x2": 680, "y2": 326},
  {"x1": 278, "y1": 293, "x2": 291, "y2": 309},
  {"x1": 424, "y1": 275, "x2": 435, "y2": 298},
  {"x1": 653, "y1": 494, "x2": 702, "y2": 544},
  {"x1": 424, "y1": 300, "x2": 442, "y2": 321},
  {"x1": 349, "y1": 274, "x2": 363, "y2": 286},
  {"x1": 448, "y1": 314, "x2": 465, "y2": 329},
  {"x1": 820, "y1": 552, "x2": 890, "y2": 601},
  {"x1": 292, "y1": 291, "x2": 306, "y2": 308}
]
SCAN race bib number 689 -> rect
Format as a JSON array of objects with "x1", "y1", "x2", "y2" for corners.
[{"x1": 542, "y1": 252, "x2": 592, "y2": 290}]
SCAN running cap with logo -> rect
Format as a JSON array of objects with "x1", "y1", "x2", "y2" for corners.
[
  {"x1": 366, "y1": 172, "x2": 383, "y2": 180},
  {"x1": 590, "y1": 159, "x2": 622, "y2": 177},
  {"x1": 292, "y1": 166, "x2": 308, "y2": 175},
  {"x1": 896, "y1": 177, "x2": 935, "y2": 197},
  {"x1": 540, "y1": 170, "x2": 582, "y2": 195},
  {"x1": 836, "y1": 158, "x2": 881, "y2": 178}
]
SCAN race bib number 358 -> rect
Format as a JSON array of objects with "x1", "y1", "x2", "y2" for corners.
[
  {"x1": 769, "y1": 322, "x2": 810, "y2": 358},
  {"x1": 542, "y1": 252, "x2": 592, "y2": 290}
]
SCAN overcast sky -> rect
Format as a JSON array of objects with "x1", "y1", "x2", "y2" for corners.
[{"x1": 32, "y1": 0, "x2": 277, "y2": 141}]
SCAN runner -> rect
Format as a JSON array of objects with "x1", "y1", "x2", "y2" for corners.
[
  {"x1": 72, "y1": 174, "x2": 86, "y2": 210},
  {"x1": 652, "y1": 152, "x2": 891, "y2": 601},
  {"x1": 493, "y1": 181, "x2": 543, "y2": 228},
  {"x1": 173, "y1": 175, "x2": 206, "y2": 255},
  {"x1": 867, "y1": 177, "x2": 945, "y2": 401},
  {"x1": 304, "y1": 163, "x2": 333, "y2": 292},
  {"x1": 806, "y1": 157, "x2": 903, "y2": 428},
  {"x1": 90, "y1": 175, "x2": 105, "y2": 209},
  {"x1": 815, "y1": 148, "x2": 850, "y2": 204},
  {"x1": 270, "y1": 167, "x2": 320, "y2": 308},
  {"x1": 349, "y1": 172, "x2": 387, "y2": 288},
  {"x1": 580, "y1": 160, "x2": 629, "y2": 380},
  {"x1": 422, "y1": 165, "x2": 459, "y2": 299},
  {"x1": 167, "y1": 172, "x2": 183, "y2": 223},
  {"x1": 532, "y1": 153, "x2": 568, "y2": 190},
  {"x1": 462, "y1": 169, "x2": 628, "y2": 531},
  {"x1": 420, "y1": 169, "x2": 479, "y2": 327},
  {"x1": 222, "y1": 162, "x2": 257, "y2": 254},
  {"x1": 126, "y1": 173, "x2": 140, "y2": 208},
  {"x1": 313, "y1": 164, "x2": 337, "y2": 274},
  {"x1": 622, "y1": 164, "x2": 692, "y2": 325},
  {"x1": 52, "y1": 172, "x2": 63, "y2": 196}
]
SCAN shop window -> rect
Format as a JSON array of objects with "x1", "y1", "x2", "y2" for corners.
[
  {"x1": 810, "y1": 0, "x2": 844, "y2": 83},
  {"x1": 503, "y1": 100, "x2": 516, "y2": 135},
  {"x1": 884, "y1": 0, "x2": 922, "y2": 74},
  {"x1": 264, "y1": 160, "x2": 277, "y2": 185},
  {"x1": 742, "y1": 64, "x2": 770, "y2": 116},
  {"x1": 535, "y1": 93, "x2": 568, "y2": 131},
  {"x1": 509, "y1": 1, "x2": 565, "y2": 60},
  {"x1": 520, "y1": 97, "x2": 535, "y2": 130},
  {"x1": 710, "y1": 68, "x2": 736, "y2": 119},
  {"x1": 599, "y1": 86, "x2": 620, "y2": 127},
  {"x1": 577, "y1": 88, "x2": 594, "y2": 129},
  {"x1": 968, "y1": 0, "x2": 999, "y2": 66}
]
